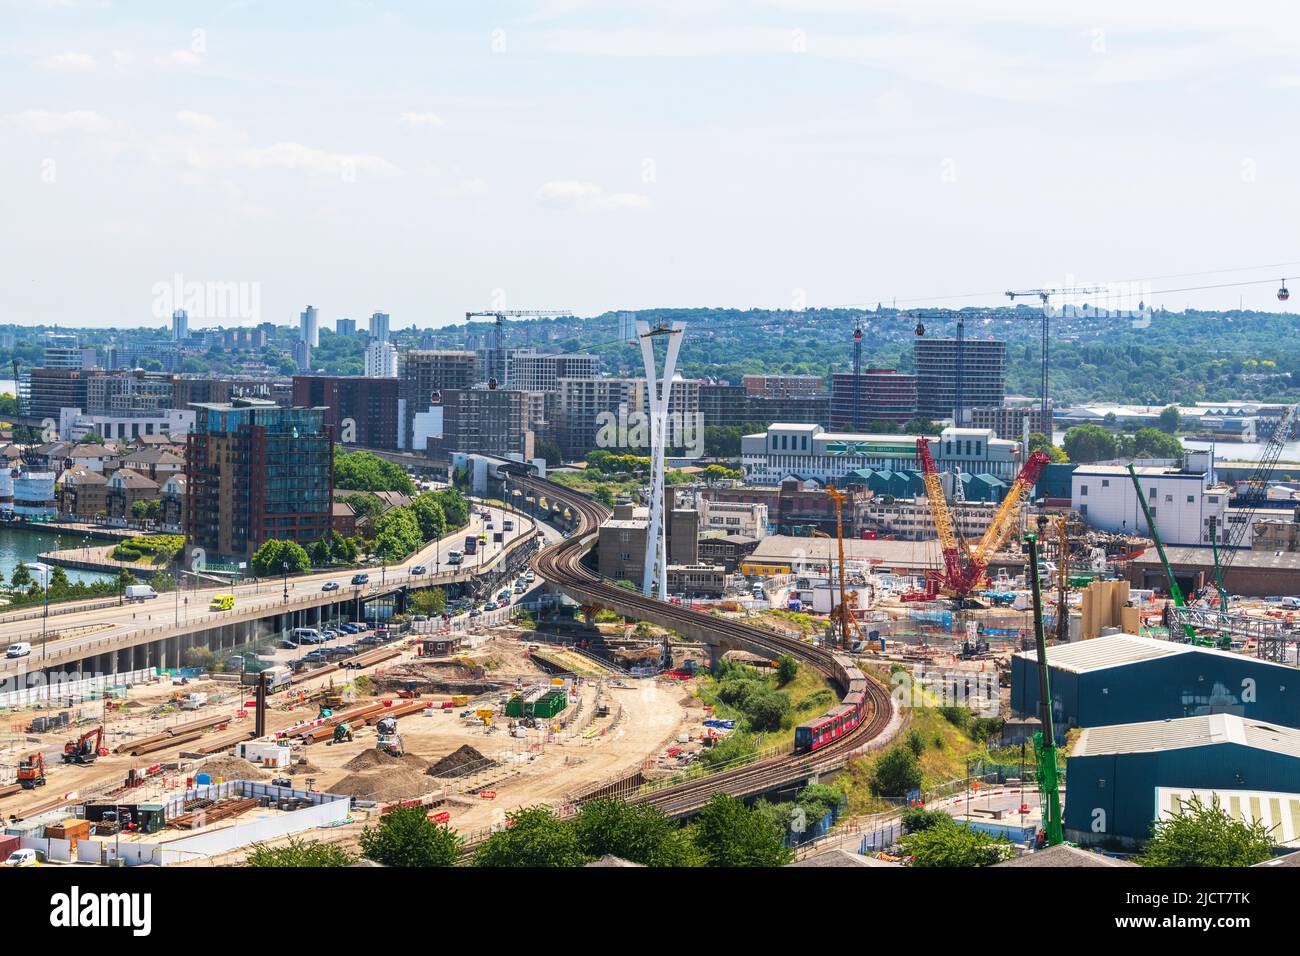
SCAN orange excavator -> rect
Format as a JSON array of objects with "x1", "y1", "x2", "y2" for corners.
[
  {"x1": 62, "y1": 726, "x2": 104, "y2": 765},
  {"x1": 17, "y1": 752, "x2": 46, "y2": 789}
]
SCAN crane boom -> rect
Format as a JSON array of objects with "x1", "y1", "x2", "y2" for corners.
[
  {"x1": 1127, "y1": 464, "x2": 1196, "y2": 641},
  {"x1": 966, "y1": 450, "x2": 1051, "y2": 588},
  {"x1": 1026, "y1": 522, "x2": 1064, "y2": 848},
  {"x1": 916, "y1": 438, "x2": 966, "y2": 591}
]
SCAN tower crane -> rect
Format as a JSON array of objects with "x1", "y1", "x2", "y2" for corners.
[
  {"x1": 824, "y1": 485, "x2": 869, "y2": 649},
  {"x1": 917, "y1": 438, "x2": 1051, "y2": 600},
  {"x1": 1005, "y1": 286, "x2": 1105, "y2": 427},
  {"x1": 465, "y1": 309, "x2": 571, "y2": 383}
]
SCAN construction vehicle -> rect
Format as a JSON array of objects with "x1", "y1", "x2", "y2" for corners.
[
  {"x1": 397, "y1": 681, "x2": 420, "y2": 699},
  {"x1": 1025, "y1": 518, "x2": 1064, "y2": 848},
  {"x1": 377, "y1": 733, "x2": 404, "y2": 757},
  {"x1": 917, "y1": 439, "x2": 1052, "y2": 601},
  {"x1": 62, "y1": 726, "x2": 104, "y2": 765},
  {"x1": 1126, "y1": 464, "x2": 1198, "y2": 643},
  {"x1": 318, "y1": 690, "x2": 346, "y2": 719},
  {"x1": 330, "y1": 721, "x2": 353, "y2": 745},
  {"x1": 823, "y1": 485, "x2": 870, "y2": 650},
  {"x1": 16, "y1": 752, "x2": 45, "y2": 789}
]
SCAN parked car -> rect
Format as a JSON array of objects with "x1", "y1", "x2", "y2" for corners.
[
  {"x1": 321, "y1": 581, "x2": 340, "y2": 592},
  {"x1": 339, "y1": 623, "x2": 359, "y2": 634},
  {"x1": 303, "y1": 649, "x2": 329, "y2": 662},
  {"x1": 3, "y1": 849, "x2": 39, "y2": 867}
]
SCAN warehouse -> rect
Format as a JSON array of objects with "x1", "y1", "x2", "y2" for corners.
[
  {"x1": 1126, "y1": 545, "x2": 1300, "y2": 597},
  {"x1": 1064, "y1": 714, "x2": 1300, "y2": 848},
  {"x1": 739, "y1": 535, "x2": 1026, "y2": 579},
  {"x1": 1011, "y1": 632, "x2": 1300, "y2": 734}
]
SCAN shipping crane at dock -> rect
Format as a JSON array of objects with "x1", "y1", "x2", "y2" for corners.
[{"x1": 917, "y1": 438, "x2": 1051, "y2": 602}]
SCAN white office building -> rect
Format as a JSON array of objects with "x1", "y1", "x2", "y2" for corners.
[
  {"x1": 740, "y1": 423, "x2": 1020, "y2": 486},
  {"x1": 1071, "y1": 451, "x2": 1229, "y2": 547},
  {"x1": 698, "y1": 498, "x2": 769, "y2": 539},
  {"x1": 300, "y1": 305, "x2": 319, "y2": 348},
  {"x1": 59, "y1": 407, "x2": 195, "y2": 443},
  {"x1": 364, "y1": 339, "x2": 399, "y2": 379}
]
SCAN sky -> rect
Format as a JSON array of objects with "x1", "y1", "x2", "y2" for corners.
[{"x1": 4, "y1": 0, "x2": 1300, "y2": 330}]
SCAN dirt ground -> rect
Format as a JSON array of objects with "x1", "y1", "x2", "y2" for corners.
[{"x1": 0, "y1": 634, "x2": 697, "y2": 852}]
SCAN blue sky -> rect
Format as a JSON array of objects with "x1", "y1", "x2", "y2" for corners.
[{"x1": 4, "y1": 0, "x2": 1300, "y2": 329}]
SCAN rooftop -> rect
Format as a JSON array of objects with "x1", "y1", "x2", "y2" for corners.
[
  {"x1": 1131, "y1": 545, "x2": 1300, "y2": 571},
  {"x1": 1016, "y1": 632, "x2": 1295, "y2": 675},
  {"x1": 745, "y1": 535, "x2": 950, "y2": 567},
  {"x1": 1073, "y1": 714, "x2": 1300, "y2": 760}
]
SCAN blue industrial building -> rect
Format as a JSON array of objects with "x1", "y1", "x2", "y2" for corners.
[
  {"x1": 1011, "y1": 633, "x2": 1300, "y2": 735},
  {"x1": 1065, "y1": 714, "x2": 1300, "y2": 847}
]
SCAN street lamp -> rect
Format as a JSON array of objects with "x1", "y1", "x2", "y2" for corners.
[{"x1": 281, "y1": 557, "x2": 289, "y2": 603}]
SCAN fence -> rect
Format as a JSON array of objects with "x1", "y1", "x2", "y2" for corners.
[{"x1": 0, "y1": 666, "x2": 157, "y2": 708}]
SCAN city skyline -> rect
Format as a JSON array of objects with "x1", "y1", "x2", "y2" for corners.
[{"x1": 6, "y1": 1, "x2": 1300, "y2": 328}]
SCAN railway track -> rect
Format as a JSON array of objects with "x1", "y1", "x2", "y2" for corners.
[{"x1": 517, "y1": 475, "x2": 898, "y2": 815}]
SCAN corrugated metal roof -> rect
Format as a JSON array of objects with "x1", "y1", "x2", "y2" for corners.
[
  {"x1": 1075, "y1": 714, "x2": 1300, "y2": 759},
  {"x1": 1016, "y1": 633, "x2": 1190, "y2": 674},
  {"x1": 1017, "y1": 631, "x2": 1298, "y2": 674}
]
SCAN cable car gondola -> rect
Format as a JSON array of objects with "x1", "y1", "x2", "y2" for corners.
[
  {"x1": 1279, "y1": 280, "x2": 1290, "y2": 302},
  {"x1": 914, "y1": 320, "x2": 925, "y2": 336}
]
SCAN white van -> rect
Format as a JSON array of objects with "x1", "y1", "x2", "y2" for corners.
[
  {"x1": 5, "y1": 642, "x2": 32, "y2": 658},
  {"x1": 1282, "y1": 597, "x2": 1300, "y2": 610},
  {"x1": 292, "y1": 628, "x2": 324, "y2": 645}
]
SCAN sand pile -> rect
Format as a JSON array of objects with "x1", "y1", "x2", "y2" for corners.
[
  {"x1": 287, "y1": 760, "x2": 322, "y2": 775},
  {"x1": 344, "y1": 749, "x2": 429, "y2": 772},
  {"x1": 330, "y1": 766, "x2": 433, "y2": 802},
  {"x1": 198, "y1": 756, "x2": 270, "y2": 779},
  {"x1": 427, "y1": 745, "x2": 494, "y2": 778}
]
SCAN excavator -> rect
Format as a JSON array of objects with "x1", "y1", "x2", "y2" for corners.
[
  {"x1": 377, "y1": 733, "x2": 404, "y2": 757},
  {"x1": 62, "y1": 726, "x2": 104, "y2": 765},
  {"x1": 16, "y1": 752, "x2": 46, "y2": 789}
]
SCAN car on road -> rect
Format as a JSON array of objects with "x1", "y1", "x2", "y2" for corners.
[
  {"x1": 484, "y1": 601, "x2": 499, "y2": 612},
  {"x1": 6, "y1": 642, "x2": 32, "y2": 658},
  {"x1": 351, "y1": 573, "x2": 370, "y2": 585},
  {"x1": 411, "y1": 565, "x2": 427, "y2": 576},
  {"x1": 469, "y1": 608, "x2": 482, "y2": 618},
  {"x1": 321, "y1": 581, "x2": 340, "y2": 592}
]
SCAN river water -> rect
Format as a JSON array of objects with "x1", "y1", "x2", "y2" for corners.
[{"x1": 0, "y1": 526, "x2": 114, "y2": 585}]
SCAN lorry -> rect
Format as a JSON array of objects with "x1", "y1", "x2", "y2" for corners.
[
  {"x1": 125, "y1": 584, "x2": 159, "y2": 602},
  {"x1": 179, "y1": 692, "x2": 208, "y2": 710}
]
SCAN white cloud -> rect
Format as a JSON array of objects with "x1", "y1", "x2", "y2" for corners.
[
  {"x1": 400, "y1": 112, "x2": 445, "y2": 127},
  {"x1": 536, "y1": 180, "x2": 650, "y2": 210},
  {"x1": 2, "y1": 109, "x2": 110, "y2": 134},
  {"x1": 36, "y1": 51, "x2": 96, "y2": 72},
  {"x1": 155, "y1": 49, "x2": 202, "y2": 69}
]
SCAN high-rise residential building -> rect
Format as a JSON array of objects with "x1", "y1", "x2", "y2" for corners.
[
  {"x1": 556, "y1": 377, "x2": 644, "y2": 459},
  {"x1": 429, "y1": 386, "x2": 533, "y2": 460},
  {"x1": 172, "y1": 308, "x2": 189, "y2": 342},
  {"x1": 364, "y1": 339, "x2": 398, "y2": 379},
  {"x1": 369, "y1": 311, "x2": 390, "y2": 344},
  {"x1": 300, "y1": 305, "x2": 319, "y2": 348},
  {"x1": 23, "y1": 368, "x2": 102, "y2": 420},
  {"x1": 42, "y1": 344, "x2": 97, "y2": 371},
  {"x1": 829, "y1": 369, "x2": 917, "y2": 429},
  {"x1": 399, "y1": 350, "x2": 477, "y2": 450},
  {"x1": 86, "y1": 369, "x2": 176, "y2": 416},
  {"x1": 505, "y1": 350, "x2": 599, "y2": 391},
  {"x1": 913, "y1": 338, "x2": 1006, "y2": 423},
  {"x1": 742, "y1": 374, "x2": 824, "y2": 399},
  {"x1": 292, "y1": 339, "x2": 312, "y2": 373},
  {"x1": 185, "y1": 397, "x2": 334, "y2": 563},
  {"x1": 172, "y1": 377, "x2": 234, "y2": 410},
  {"x1": 293, "y1": 375, "x2": 400, "y2": 450},
  {"x1": 335, "y1": 318, "x2": 357, "y2": 337},
  {"x1": 748, "y1": 394, "x2": 830, "y2": 426}
]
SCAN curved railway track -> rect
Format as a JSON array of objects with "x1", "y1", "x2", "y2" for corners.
[{"x1": 518, "y1": 475, "x2": 898, "y2": 814}]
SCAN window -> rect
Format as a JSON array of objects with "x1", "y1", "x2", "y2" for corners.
[
  {"x1": 1149, "y1": 487, "x2": 1156, "y2": 499},
  {"x1": 1165, "y1": 494, "x2": 1173, "y2": 503},
  {"x1": 1079, "y1": 503, "x2": 1087, "y2": 516},
  {"x1": 1187, "y1": 495, "x2": 1194, "y2": 503},
  {"x1": 1101, "y1": 479, "x2": 1109, "y2": 488},
  {"x1": 1080, "y1": 484, "x2": 1088, "y2": 496}
]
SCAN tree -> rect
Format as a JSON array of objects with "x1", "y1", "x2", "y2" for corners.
[
  {"x1": 573, "y1": 798, "x2": 702, "y2": 867},
  {"x1": 131, "y1": 499, "x2": 161, "y2": 521},
  {"x1": 745, "y1": 689, "x2": 790, "y2": 733},
  {"x1": 870, "y1": 744, "x2": 922, "y2": 800},
  {"x1": 1130, "y1": 427, "x2": 1183, "y2": 460},
  {"x1": 334, "y1": 450, "x2": 416, "y2": 494},
  {"x1": 115, "y1": 568, "x2": 134, "y2": 596},
  {"x1": 473, "y1": 806, "x2": 586, "y2": 867},
  {"x1": 692, "y1": 793, "x2": 792, "y2": 867},
  {"x1": 48, "y1": 566, "x2": 71, "y2": 596},
  {"x1": 359, "y1": 805, "x2": 461, "y2": 867},
  {"x1": 533, "y1": 436, "x2": 564, "y2": 467},
  {"x1": 776, "y1": 655, "x2": 797, "y2": 687},
  {"x1": 371, "y1": 507, "x2": 424, "y2": 561},
  {"x1": 901, "y1": 816, "x2": 1014, "y2": 867},
  {"x1": 1027, "y1": 432, "x2": 1068, "y2": 463},
  {"x1": 10, "y1": 560, "x2": 31, "y2": 589},
  {"x1": 434, "y1": 488, "x2": 469, "y2": 528},
  {"x1": 252, "y1": 539, "x2": 311, "y2": 578},
  {"x1": 1062, "y1": 424, "x2": 1119, "y2": 463},
  {"x1": 247, "y1": 837, "x2": 354, "y2": 867},
  {"x1": 409, "y1": 587, "x2": 446, "y2": 617},
  {"x1": 1158, "y1": 405, "x2": 1182, "y2": 433},
  {"x1": 1139, "y1": 796, "x2": 1274, "y2": 867},
  {"x1": 410, "y1": 493, "x2": 448, "y2": 541},
  {"x1": 702, "y1": 464, "x2": 741, "y2": 484},
  {"x1": 592, "y1": 485, "x2": 616, "y2": 508},
  {"x1": 903, "y1": 416, "x2": 941, "y2": 436},
  {"x1": 310, "y1": 538, "x2": 332, "y2": 568}
]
